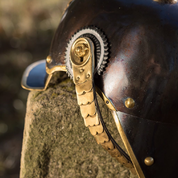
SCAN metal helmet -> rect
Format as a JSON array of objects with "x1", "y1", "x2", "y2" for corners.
[{"x1": 21, "y1": 0, "x2": 178, "y2": 177}]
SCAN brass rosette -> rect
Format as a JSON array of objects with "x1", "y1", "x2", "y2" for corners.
[{"x1": 65, "y1": 27, "x2": 109, "y2": 79}]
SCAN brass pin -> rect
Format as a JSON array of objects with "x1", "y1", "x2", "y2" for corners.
[
  {"x1": 76, "y1": 76, "x2": 80, "y2": 81},
  {"x1": 74, "y1": 43, "x2": 89, "y2": 58},
  {"x1": 46, "y1": 55, "x2": 52, "y2": 64},
  {"x1": 144, "y1": 157, "x2": 154, "y2": 166},
  {"x1": 79, "y1": 69, "x2": 84, "y2": 73},
  {"x1": 70, "y1": 38, "x2": 90, "y2": 66},
  {"x1": 86, "y1": 74, "x2": 90, "y2": 78},
  {"x1": 125, "y1": 98, "x2": 135, "y2": 109}
]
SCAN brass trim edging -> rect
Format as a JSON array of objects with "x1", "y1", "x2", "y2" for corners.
[
  {"x1": 95, "y1": 87, "x2": 116, "y2": 111},
  {"x1": 21, "y1": 74, "x2": 53, "y2": 91},
  {"x1": 70, "y1": 37, "x2": 136, "y2": 173},
  {"x1": 111, "y1": 111, "x2": 145, "y2": 178},
  {"x1": 61, "y1": 0, "x2": 73, "y2": 17},
  {"x1": 21, "y1": 59, "x2": 66, "y2": 91},
  {"x1": 46, "y1": 65, "x2": 67, "y2": 74}
]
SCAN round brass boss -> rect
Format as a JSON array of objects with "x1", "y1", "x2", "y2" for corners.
[
  {"x1": 74, "y1": 44, "x2": 88, "y2": 57},
  {"x1": 144, "y1": 157, "x2": 154, "y2": 166},
  {"x1": 70, "y1": 38, "x2": 90, "y2": 66},
  {"x1": 46, "y1": 55, "x2": 52, "y2": 63},
  {"x1": 125, "y1": 98, "x2": 135, "y2": 109}
]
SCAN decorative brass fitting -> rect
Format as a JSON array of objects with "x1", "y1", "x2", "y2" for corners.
[
  {"x1": 46, "y1": 55, "x2": 52, "y2": 64},
  {"x1": 125, "y1": 98, "x2": 135, "y2": 109},
  {"x1": 70, "y1": 38, "x2": 90, "y2": 66},
  {"x1": 74, "y1": 43, "x2": 89, "y2": 58},
  {"x1": 70, "y1": 38, "x2": 93, "y2": 84},
  {"x1": 69, "y1": 37, "x2": 135, "y2": 174},
  {"x1": 144, "y1": 157, "x2": 154, "y2": 166}
]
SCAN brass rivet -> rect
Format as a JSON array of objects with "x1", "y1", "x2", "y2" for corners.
[
  {"x1": 144, "y1": 157, "x2": 154, "y2": 166},
  {"x1": 125, "y1": 98, "x2": 135, "y2": 109},
  {"x1": 46, "y1": 56, "x2": 52, "y2": 63},
  {"x1": 106, "y1": 101, "x2": 109, "y2": 104},
  {"x1": 79, "y1": 69, "x2": 84, "y2": 73},
  {"x1": 86, "y1": 74, "x2": 90, "y2": 78},
  {"x1": 70, "y1": 38, "x2": 90, "y2": 66},
  {"x1": 76, "y1": 77, "x2": 80, "y2": 81}
]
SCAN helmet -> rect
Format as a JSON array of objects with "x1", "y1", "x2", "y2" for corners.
[{"x1": 21, "y1": 0, "x2": 178, "y2": 177}]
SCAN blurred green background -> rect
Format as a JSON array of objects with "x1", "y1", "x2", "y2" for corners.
[{"x1": 0, "y1": 0, "x2": 67, "y2": 177}]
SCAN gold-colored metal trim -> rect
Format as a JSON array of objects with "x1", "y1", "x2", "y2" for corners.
[
  {"x1": 70, "y1": 37, "x2": 136, "y2": 174},
  {"x1": 21, "y1": 74, "x2": 53, "y2": 91},
  {"x1": 46, "y1": 65, "x2": 67, "y2": 74},
  {"x1": 111, "y1": 111, "x2": 145, "y2": 178},
  {"x1": 144, "y1": 157, "x2": 154, "y2": 166},
  {"x1": 46, "y1": 55, "x2": 52, "y2": 64},
  {"x1": 125, "y1": 98, "x2": 135, "y2": 109},
  {"x1": 95, "y1": 87, "x2": 116, "y2": 111},
  {"x1": 21, "y1": 58, "x2": 66, "y2": 92}
]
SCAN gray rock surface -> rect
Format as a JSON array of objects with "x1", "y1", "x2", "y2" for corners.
[{"x1": 20, "y1": 72, "x2": 138, "y2": 178}]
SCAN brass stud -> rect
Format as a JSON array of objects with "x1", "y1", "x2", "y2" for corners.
[
  {"x1": 144, "y1": 157, "x2": 154, "y2": 166},
  {"x1": 74, "y1": 43, "x2": 89, "y2": 58},
  {"x1": 86, "y1": 74, "x2": 90, "y2": 78},
  {"x1": 79, "y1": 69, "x2": 84, "y2": 73},
  {"x1": 70, "y1": 38, "x2": 90, "y2": 66},
  {"x1": 46, "y1": 55, "x2": 52, "y2": 64},
  {"x1": 125, "y1": 98, "x2": 135, "y2": 109},
  {"x1": 76, "y1": 76, "x2": 80, "y2": 81}
]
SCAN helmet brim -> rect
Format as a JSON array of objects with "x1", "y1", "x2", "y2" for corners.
[{"x1": 21, "y1": 60, "x2": 52, "y2": 91}]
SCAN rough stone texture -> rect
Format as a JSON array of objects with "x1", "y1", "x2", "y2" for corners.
[{"x1": 20, "y1": 72, "x2": 138, "y2": 178}]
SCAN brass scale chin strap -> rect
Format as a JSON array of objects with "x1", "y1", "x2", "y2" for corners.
[{"x1": 70, "y1": 37, "x2": 136, "y2": 174}]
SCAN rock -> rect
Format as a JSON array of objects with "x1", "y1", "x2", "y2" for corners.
[{"x1": 20, "y1": 72, "x2": 138, "y2": 178}]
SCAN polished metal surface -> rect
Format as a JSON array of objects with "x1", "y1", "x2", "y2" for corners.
[
  {"x1": 70, "y1": 37, "x2": 136, "y2": 174},
  {"x1": 49, "y1": 1, "x2": 178, "y2": 177},
  {"x1": 144, "y1": 157, "x2": 154, "y2": 166},
  {"x1": 64, "y1": 27, "x2": 109, "y2": 78},
  {"x1": 49, "y1": 0, "x2": 178, "y2": 125},
  {"x1": 125, "y1": 98, "x2": 135, "y2": 109},
  {"x1": 46, "y1": 55, "x2": 52, "y2": 64},
  {"x1": 112, "y1": 111, "x2": 145, "y2": 178},
  {"x1": 46, "y1": 65, "x2": 67, "y2": 75},
  {"x1": 116, "y1": 111, "x2": 178, "y2": 177},
  {"x1": 22, "y1": 0, "x2": 178, "y2": 177},
  {"x1": 95, "y1": 87, "x2": 116, "y2": 111},
  {"x1": 70, "y1": 38, "x2": 90, "y2": 66}
]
